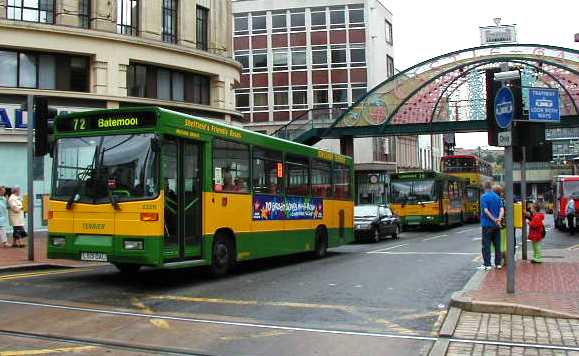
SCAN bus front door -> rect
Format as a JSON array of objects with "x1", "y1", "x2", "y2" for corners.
[{"x1": 163, "y1": 137, "x2": 202, "y2": 261}]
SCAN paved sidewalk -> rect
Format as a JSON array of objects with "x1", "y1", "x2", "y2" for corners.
[
  {"x1": 0, "y1": 231, "x2": 93, "y2": 271},
  {"x1": 452, "y1": 247, "x2": 579, "y2": 319}
]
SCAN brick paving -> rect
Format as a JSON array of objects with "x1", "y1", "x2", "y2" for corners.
[
  {"x1": 463, "y1": 249, "x2": 579, "y2": 318},
  {"x1": 0, "y1": 231, "x2": 91, "y2": 269},
  {"x1": 446, "y1": 342, "x2": 578, "y2": 356}
]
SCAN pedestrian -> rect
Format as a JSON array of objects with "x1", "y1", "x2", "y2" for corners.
[
  {"x1": 527, "y1": 203, "x2": 545, "y2": 263},
  {"x1": 8, "y1": 186, "x2": 27, "y2": 248},
  {"x1": 479, "y1": 181, "x2": 504, "y2": 271},
  {"x1": 566, "y1": 195, "x2": 575, "y2": 236},
  {"x1": 492, "y1": 185, "x2": 508, "y2": 264},
  {"x1": 0, "y1": 186, "x2": 9, "y2": 248}
]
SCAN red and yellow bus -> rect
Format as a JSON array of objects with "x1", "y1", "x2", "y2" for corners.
[{"x1": 47, "y1": 107, "x2": 354, "y2": 274}]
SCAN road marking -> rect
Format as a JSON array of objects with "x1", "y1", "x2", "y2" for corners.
[
  {"x1": 147, "y1": 295, "x2": 353, "y2": 312},
  {"x1": 366, "y1": 243, "x2": 408, "y2": 254},
  {"x1": 131, "y1": 297, "x2": 171, "y2": 330},
  {"x1": 0, "y1": 346, "x2": 96, "y2": 356},
  {"x1": 422, "y1": 234, "x2": 448, "y2": 242},
  {"x1": 0, "y1": 298, "x2": 437, "y2": 342},
  {"x1": 454, "y1": 227, "x2": 478, "y2": 234},
  {"x1": 369, "y1": 252, "x2": 479, "y2": 256},
  {"x1": 568, "y1": 243, "x2": 579, "y2": 251},
  {"x1": 472, "y1": 237, "x2": 482, "y2": 241},
  {"x1": 220, "y1": 330, "x2": 288, "y2": 341},
  {"x1": 373, "y1": 319, "x2": 417, "y2": 335},
  {"x1": 0, "y1": 268, "x2": 95, "y2": 282}
]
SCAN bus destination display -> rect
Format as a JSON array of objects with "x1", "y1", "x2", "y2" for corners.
[{"x1": 56, "y1": 111, "x2": 157, "y2": 132}]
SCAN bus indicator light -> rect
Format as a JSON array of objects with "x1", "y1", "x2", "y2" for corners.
[
  {"x1": 140, "y1": 212, "x2": 159, "y2": 221},
  {"x1": 277, "y1": 163, "x2": 284, "y2": 178}
]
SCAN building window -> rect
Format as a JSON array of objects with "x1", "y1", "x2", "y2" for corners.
[
  {"x1": 235, "y1": 51, "x2": 250, "y2": 73},
  {"x1": 332, "y1": 84, "x2": 348, "y2": 105},
  {"x1": 162, "y1": 0, "x2": 177, "y2": 43},
  {"x1": 196, "y1": 6, "x2": 209, "y2": 50},
  {"x1": 271, "y1": 11, "x2": 287, "y2": 33},
  {"x1": 117, "y1": 0, "x2": 138, "y2": 35},
  {"x1": 350, "y1": 45, "x2": 366, "y2": 67},
  {"x1": 385, "y1": 20, "x2": 393, "y2": 44},
  {"x1": 251, "y1": 13, "x2": 266, "y2": 34},
  {"x1": 313, "y1": 85, "x2": 328, "y2": 108},
  {"x1": 290, "y1": 9, "x2": 305, "y2": 31},
  {"x1": 291, "y1": 48, "x2": 307, "y2": 70},
  {"x1": 272, "y1": 49, "x2": 288, "y2": 71},
  {"x1": 387, "y1": 55, "x2": 394, "y2": 78},
  {"x1": 127, "y1": 63, "x2": 210, "y2": 105},
  {"x1": 234, "y1": 14, "x2": 249, "y2": 35},
  {"x1": 312, "y1": 46, "x2": 328, "y2": 69},
  {"x1": 351, "y1": 83, "x2": 367, "y2": 102},
  {"x1": 0, "y1": 49, "x2": 88, "y2": 91},
  {"x1": 236, "y1": 90, "x2": 250, "y2": 111},
  {"x1": 310, "y1": 7, "x2": 326, "y2": 30},
  {"x1": 213, "y1": 139, "x2": 250, "y2": 193},
  {"x1": 331, "y1": 45, "x2": 347, "y2": 68},
  {"x1": 348, "y1": 5, "x2": 364, "y2": 27},
  {"x1": 79, "y1": 0, "x2": 90, "y2": 28},
  {"x1": 329, "y1": 6, "x2": 345, "y2": 29},
  {"x1": 273, "y1": 87, "x2": 289, "y2": 110},
  {"x1": 252, "y1": 50, "x2": 267, "y2": 72},
  {"x1": 253, "y1": 148, "x2": 283, "y2": 195},
  {"x1": 7, "y1": 0, "x2": 54, "y2": 23},
  {"x1": 253, "y1": 88, "x2": 268, "y2": 110},
  {"x1": 292, "y1": 86, "x2": 308, "y2": 110}
]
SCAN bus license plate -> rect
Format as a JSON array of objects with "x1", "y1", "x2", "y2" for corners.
[{"x1": 81, "y1": 252, "x2": 108, "y2": 262}]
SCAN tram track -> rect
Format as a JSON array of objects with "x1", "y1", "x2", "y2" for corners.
[{"x1": 1, "y1": 298, "x2": 578, "y2": 354}]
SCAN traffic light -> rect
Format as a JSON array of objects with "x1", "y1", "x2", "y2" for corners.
[{"x1": 34, "y1": 97, "x2": 58, "y2": 157}]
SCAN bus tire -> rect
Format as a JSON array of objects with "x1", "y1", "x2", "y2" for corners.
[
  {"x1": 114, "y1": 263, "x2": 141, "y2": 274},
  {"x1": 211, "y1": 233, "x2": 235, "y2": 277},
  {"x1": 314, "y1": 227, "x2": 328, "y2": 258}
]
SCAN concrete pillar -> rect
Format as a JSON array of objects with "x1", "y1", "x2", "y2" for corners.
[
  {"x1": 140, "y1": 0, "x2": 162, "y2": 41},
  {"x1": 56, "y1": 0, "x2": 81, "y2": 27},
  {"x1": 93, "y1": 0, "x2": 116, "y2": 33},
  {"x1": 212, "y1": 78, "x2": 225, "y2": 109},
  {"x1": 209, "y1": 0, "x2": 231, "y2": 56},
  {"x1": 93, "y1": 59, "x2": 109, "y2": 95},
  {"x1": 0, "y1": 0, "x2": 6, "y2": 19},
  {"x1": 340, "y1": 136, "x2": 354, "y2": 157},
  {"x1": 179, "y1": 0, "x2": 196, "y2": 47},
  {"x1": 117, "y1": 63, "x2": 130, "y2": 97}
]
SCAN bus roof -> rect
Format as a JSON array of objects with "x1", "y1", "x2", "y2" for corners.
[{"x1": 53, "y1": 107, "x2": 353, "y2": 165}]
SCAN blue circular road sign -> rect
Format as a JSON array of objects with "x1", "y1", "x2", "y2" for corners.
[{"x1": 494, "y1": 87, "x2": 515, "y2": 129}]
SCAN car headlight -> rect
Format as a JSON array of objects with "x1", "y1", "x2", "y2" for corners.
[
  {"x1": 52, "y1": 237, "x2": 66, "y2": 246},
  {"x1": 124, "y1": 240, "x2": 144, "y2": 250},
  {"x1": 356, "y1": 224, "x2": 370, "y2": 229}
]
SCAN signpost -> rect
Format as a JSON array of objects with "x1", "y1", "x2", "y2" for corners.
[
  {"x1": 528, "y1": 88, "x2": 560, "y2": 122},
  {"x1": 494, "y1": 87, "x2": 515, "y2": 129}
]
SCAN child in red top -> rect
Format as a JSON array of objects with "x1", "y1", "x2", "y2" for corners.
[{"x1": 527, "y1": 203, "x2": 545, "y2": 263}]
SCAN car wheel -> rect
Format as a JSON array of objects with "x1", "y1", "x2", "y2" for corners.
[
  {"x1": 392, "y1": 224, "x2": 400, "y2": 239},
  {"x1": 372, "y1": 228, "x2": 381, "y2": 243}
]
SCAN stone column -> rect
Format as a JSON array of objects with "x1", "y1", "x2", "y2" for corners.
[
  {"x1": 93, "y1": 0, "x2": 116, "y2": 33},
  {"x1": 0, "y1": 0, "x2": 6, "y2": 19},
  {"x1": 209, "y1": 0, "x2": 231, "y2": 56},
  {"x1": 212, "y1": 78, "x2": 225, "y2": 109},
  {"x1": 55, "y1": 0, "x2": 81, "y2": 27},
  {"x1": 93, "y1": 59, "x2": 109, "y2": 95},
  {"x1": 179, "y1": 0, "x2": 195, "y2": 48},
  {"x1": 140, "y1": 0, "x2": 162, "y2": 41}
]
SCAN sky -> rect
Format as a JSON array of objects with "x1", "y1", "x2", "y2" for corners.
[{"x1": 380, "y1": 0, "x2": 579, "y2": 148}]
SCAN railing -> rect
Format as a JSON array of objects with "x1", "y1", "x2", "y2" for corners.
[{"x1": 271, "y1": 107, "x2": 346, "y2": 142}]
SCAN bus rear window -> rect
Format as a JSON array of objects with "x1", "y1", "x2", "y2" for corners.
[{"x1": 334, "y1": 164, "x2": 351, "y2": 199}]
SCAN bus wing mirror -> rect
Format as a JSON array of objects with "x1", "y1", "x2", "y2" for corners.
[{"x1": 151, "y1": 137, "x2": 161, "y2": 153}]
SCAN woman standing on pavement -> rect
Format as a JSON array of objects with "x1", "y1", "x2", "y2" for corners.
[
  {"x1": 8, "y1": 186, "x2": 27, "y2": 248},
  {"x1": 0, "y1": 186, "x2": 9, "y2": 248},
  {"x1": 527, "y1": 203, "x2": 546, "y2": 263}
]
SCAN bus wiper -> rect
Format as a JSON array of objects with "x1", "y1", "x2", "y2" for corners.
[{"x1": 66, "y1": 148, "x2": 99, "y2": 210}]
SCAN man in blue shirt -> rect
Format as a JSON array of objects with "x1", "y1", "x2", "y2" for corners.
[{"x1": 480, "y1": 182, "x2": 504, "y2": 270}]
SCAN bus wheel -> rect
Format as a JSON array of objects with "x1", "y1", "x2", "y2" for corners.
[
  {"x1": 114, "y1": 263, "x2": 141, "y2": 274},
  {"x1": 314, "y1": 228, "x2": 328, "y2": 258},
  {"x1": 211, "y1": 234, "x2": 235, "y2": 276}
]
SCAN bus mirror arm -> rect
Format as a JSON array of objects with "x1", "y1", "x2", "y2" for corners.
[{"x1": 151, "y1": 137, "x2": 161, "y2": 153}]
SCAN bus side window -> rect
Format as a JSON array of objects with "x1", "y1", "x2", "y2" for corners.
[
  {"x1": 252, "y1": 147, "x2": 283, "y2": 195},
  {"x1": 286, "y1": 155, "x2": 309, "y2": 196},
  {"x1": 213, "y1": 139, "x2": 250, "y2": 193},
  {"x1": 311, "y1": 159, "x2": 332, "y2": 198},
  {"x1": 333, "y1": 164, "x2": 351, "y2": 199}
]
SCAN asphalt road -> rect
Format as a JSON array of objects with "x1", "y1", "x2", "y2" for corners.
[{"x1": 0, "y1": 216, "x2": 576, "y2": 356}]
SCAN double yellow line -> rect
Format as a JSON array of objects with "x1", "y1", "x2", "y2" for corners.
[{"x1": 0, "y1": 268, "x2": 94, "y2": 282}]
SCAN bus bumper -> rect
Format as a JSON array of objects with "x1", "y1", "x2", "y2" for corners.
[
  {"x1": 47, "y1": 234, "x2": 163, "y2": 266},
  {"x1": 401, "y1": 215, "x2": 443, "y2": 226}
]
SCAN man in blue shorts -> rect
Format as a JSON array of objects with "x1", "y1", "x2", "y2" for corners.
[{"x1": 480, "y1": 181, "x2": 504, "y2": 270}]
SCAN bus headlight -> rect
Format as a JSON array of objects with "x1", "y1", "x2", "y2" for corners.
[
  {"x1": 425, "y1": 216, "x2": 434, "y2": 220},
  {"x1": 52, "y1": 237, "x2": 66, "y2": 246},
  {"x1": 124, "y1": 240, "x2": 144, "y2": 250}
]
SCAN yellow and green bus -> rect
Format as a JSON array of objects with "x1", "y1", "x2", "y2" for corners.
[
  {"x1": 389, "y1": 171, "x2": 465, "y2": 229},
  {"x1": 47, "y1": 107, "x2": 354, "y2": 274}
]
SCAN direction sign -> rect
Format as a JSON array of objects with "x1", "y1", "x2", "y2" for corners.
[
  {"x1": 529, "y1": 88, "x2": 560, "y2": 122},
  {"x1": 495, "y1": 87, "x2": 515, "y2": 129}
]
